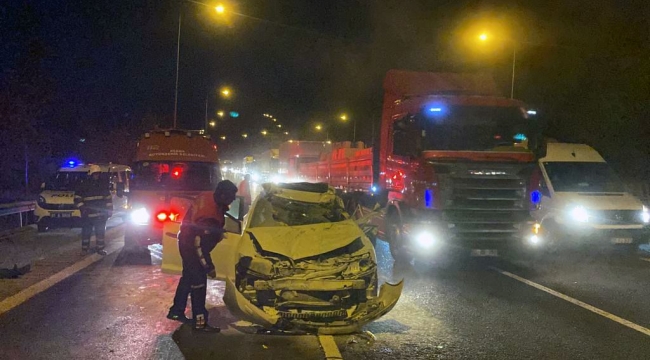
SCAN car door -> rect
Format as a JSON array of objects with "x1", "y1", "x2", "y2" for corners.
[{"x1": 161, "y1": 196, "x2": 245, "y2": 281}]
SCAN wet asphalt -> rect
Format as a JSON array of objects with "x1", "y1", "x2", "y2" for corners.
[{"x1": 0, "y1": 229, "x2": 649, "y2": 359}]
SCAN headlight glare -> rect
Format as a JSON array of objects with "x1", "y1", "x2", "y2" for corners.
[
  {"x1": 570, "y1": 206, "x2": 589, "y2": 223},
  {"x1": 415, "y1": 231, "x2": 435, "y2": 248},
  {"x1": 130, "y1": 207, "x2": 150, "y2": 225},
  {"x1": 642, "y1": 206, "x2": 649, "y2": 224}
]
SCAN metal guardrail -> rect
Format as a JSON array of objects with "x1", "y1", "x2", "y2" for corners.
[{"x1": 0, "y1": 201, "x2": 36, "y2": 229}]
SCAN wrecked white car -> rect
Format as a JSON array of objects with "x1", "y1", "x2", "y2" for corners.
[{"x1": 162, "y1": 182, "x2": 403, "y2": 334}]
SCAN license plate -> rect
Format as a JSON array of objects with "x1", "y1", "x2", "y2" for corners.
[
  {"x1": 471, "y1": 249, "x2": 498, "y2": 257},
  {"x1": 611, "y1": 237, "x2": 633, "y2": 244},
  {"x1": 52, "y1": 213, "x2": 72, "y2": 218}
]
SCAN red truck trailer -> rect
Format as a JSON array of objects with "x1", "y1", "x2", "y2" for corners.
[{"x1": 279, "y1": 70, "x2": 544, "y2": 262}]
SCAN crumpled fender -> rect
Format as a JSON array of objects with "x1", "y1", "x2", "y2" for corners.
[
  {"x1": 223, "y1": 276, "x2": 280, "y2": 328},
  {"x1": 317, "y1": 280, "x2": 404, "y2": 335}
]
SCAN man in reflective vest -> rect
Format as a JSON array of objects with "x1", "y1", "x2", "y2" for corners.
[
  {"x1": 75, "y1": 165, "x2": 112, "y2": 255},
  {"x1": 167, "y1": 180, "x2": 238, "y2": 332}
]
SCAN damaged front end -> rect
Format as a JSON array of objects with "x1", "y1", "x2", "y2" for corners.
[{"x1": 225, "y1": 223, "x2": 403, "y2": 335}]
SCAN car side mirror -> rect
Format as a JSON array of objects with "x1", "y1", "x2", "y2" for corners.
[
  {"x1": 116, "y1": 182, "x2": 125, "y2": 198},
  {"x1": 40, "y1": 182, "x2": 45, "y2": 190},
  {"x1": 227, "y1": 196, "x2": 245, "y2": 221},
  {"x1": 224, "y1": 215, "x2": 242, "y2": 234}
]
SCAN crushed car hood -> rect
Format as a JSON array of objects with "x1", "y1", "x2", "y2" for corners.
[{"x1": 247, "y1": 220, "x2": 364, "y2": 260}]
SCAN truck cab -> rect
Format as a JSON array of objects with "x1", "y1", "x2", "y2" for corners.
[
  {"x1": 124, "y1": 129, "x2": 221, "y2": 251},
  {"x1": 534, "y1": 143, "x2": 649, "y2": 248}
]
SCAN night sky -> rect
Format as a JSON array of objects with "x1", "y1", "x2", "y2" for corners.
[{"x1": 1, "y1": 0, "x2": 649, "y2": 186}]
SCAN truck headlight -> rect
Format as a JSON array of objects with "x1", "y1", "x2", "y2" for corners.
[
  {"x1": 642, "y1": 206, "x2": 650, "y2": 224},
  {"x1": 130, "y1": 208, "x2": 150, "y2": 225},
  {"x1": 569, "y1": 206, "x2": 589, "y2": 223},
  {"x1": 415, "y1": 231, "x2": 436, "y2": 248}
]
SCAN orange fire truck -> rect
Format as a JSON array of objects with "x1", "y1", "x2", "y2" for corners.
[
  {"x1": 124, "y1": 129, "x2": 221, "y2": 251},
  {"x1": 279, "y1": 70, "x2": 545, "y2": 261}
]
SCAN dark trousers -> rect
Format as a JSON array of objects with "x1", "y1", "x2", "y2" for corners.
[
  {"x1": 170, "y1": 243, "x2": 208, "y2": 322},
  {"x1": 81, "y1": 216, "x2": 107, "y2": 251}
]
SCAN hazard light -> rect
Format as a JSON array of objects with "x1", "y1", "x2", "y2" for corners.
[{"x1": 156, "y1": 212, "x2": 168, "y2": 221}]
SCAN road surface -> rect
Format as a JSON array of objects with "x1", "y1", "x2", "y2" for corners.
[{"x1": 1, "y1": 226, "x2": 649, "y2": 359}]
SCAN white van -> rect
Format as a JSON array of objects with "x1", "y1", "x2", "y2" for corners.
[
  {"x1": 534, "y1": 143, "x2": 649, "y2": 248},
  {"x1": 35, "y1": 163, "x2": 131, "y2": 232}
]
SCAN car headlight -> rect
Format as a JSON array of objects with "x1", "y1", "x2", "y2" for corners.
[
  {"x1": 415, "y1": 231, "x2": 435, "y2": 248},
  {"x1": 642, "y1": 206, "x2": 650, "y2": 224},
  {"x1": 569, "y1": 206, "x2": 589, "y2": 223},
  {"x1": 130, "y1": 207, "x2": 150, "y2": 225}
]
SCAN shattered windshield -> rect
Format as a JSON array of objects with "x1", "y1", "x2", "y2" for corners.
[{"x1": 249, "y1": 193, "x2": 348, "y2": 228}]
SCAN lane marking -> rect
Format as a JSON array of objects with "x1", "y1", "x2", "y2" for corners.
[
  {"x1": 640, "y1": 258, "x2": 650, "y2": 263},
  {"x1": 0, "y1": 241, "x2": 122, "y2": 317},
  {"x1": 493, "y1": 268, "x2": 650, "y2": 337},
  {"x1": 318, "y1": 335, "x2": 343, "y2": 360}
]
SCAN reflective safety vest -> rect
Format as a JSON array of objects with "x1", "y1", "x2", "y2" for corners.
[
  {"x1": 179, "y1": 192, "x2": 227, "y2": 269},
  {"x1": 75, "y1": 179, "x2": 112, "y2": 218}
]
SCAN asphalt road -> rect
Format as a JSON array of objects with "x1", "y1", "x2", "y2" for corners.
[{"x1": 1, "y1": 228, "x2": 649, "y2": 359}]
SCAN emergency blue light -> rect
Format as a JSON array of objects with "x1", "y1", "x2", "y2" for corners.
[
  {"x1": 371, "y1": 185, "x2": 378, "y2": 193},
  {"x1": 429, "y1": 107, "x2": 442, "y2": 113},
  {"x1": 229, "y1": 111, "x2": 240, "y2": 118},
  {"x1": 424, "y1": 189, "x2": 434, "y2": 208},
  {"x1": 67, "y1": 160, "x2": 77, "y2": 167},
  {"x1": 531, "y1": 190, "x2": 542, "y2": 204},
  {"x1": 513, "y1": 133, "x2": 528, "y2": 142}
]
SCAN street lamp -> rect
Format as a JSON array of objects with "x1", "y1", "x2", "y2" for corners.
[
  {"x1": 314, "y1": 124, "x2": 323, "y2": 131},
  {"x1": 220, "y1": 135, "x2": 226, "y2": 140},
  {"x1": 339, "y1": 113, "x2": 356, "y2": 142},
  {"x1": 215, "y1": 4, "x2": 225, "y2": 14},
  {"x1": 221, "y1": 88, "x2": 231, "y2": 98},
  {"x1": 242, "y1": 133, "x2": 248, "y2": 138},
  {"x1": 477, "y1": 32, "x2": 516, "y2": 99},
  {"x1": 217, "y1": 110, "x2": 225, "y2": 118},
  {"x1": 209, "y1": 121, "x2": 216, "y2": 127},
  {"x1": 261, "y1": 130, "x2": 268, "y2": 136}
]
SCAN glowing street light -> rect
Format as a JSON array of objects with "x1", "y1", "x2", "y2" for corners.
[
  {"x1": 314, "y1": 124, "x2": 323, "y2": 131},
  {"x1": 339, "y1": 113, "x2": 348, "y2": 121},
  {"x1": 215, "y1": 4, "x2": 225, "y2": 14},
  {"x1": 242, "y1": 133, "x2": 248, "y2": 138},
  {"x1": 261, "y1": 130, "x2": 268, "y2": 136},
  {"x1": 220, "y1": 135, "x2": 226, "y2": 140},
  {"x1": 338, "y1": 113, "x2": 356, "y2": 142},
  {"x1": 276, "y1": 124, "x2": 282, "y2": 128},
  {"x1": 217, "y1": 110, "x2": 225, "y2": 118},
  {"x1": 283, "y1": 131, "x2": 289, "y2": 135},
  {"x1": 476, "y1": 31, "x2": 516, "y2": 98},
  {"x1": 209, "y1": 121, "x2": 216, "y2": 127},
  {"x1": 221, "y1": 88, "x2": 231, "y2": 98},
  {"x1": 479, "y1": 33, "x2": 488, "y2": 41}
]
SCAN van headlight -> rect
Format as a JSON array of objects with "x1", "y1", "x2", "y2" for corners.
[
  {"x1": 38, "y1": 196, "x2": 46, "y2": 205},
  {"x1": 569, "y1": 206, "x2": 589, "y2": 223},
  {"x1": 642, "y1": 206, "x2": 650, "y2": 224},
  {"x1": 130, "y1": 208, "x2": 150, "y2": 225},
  {"x1": 415, "y1": 231, "x2": 436, "y2": 248}
]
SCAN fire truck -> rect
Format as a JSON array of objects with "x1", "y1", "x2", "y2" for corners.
[
  {"x1": 279, "y1": 70, "x2": 545, "y2": 261},
  {"x1": 124, "y1": 129, "x2": 221, "y2": 252}
]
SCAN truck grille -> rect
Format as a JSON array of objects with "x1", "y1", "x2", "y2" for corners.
[{"x1": 434, "y1": 162, "x2": 534, "y2": 243}]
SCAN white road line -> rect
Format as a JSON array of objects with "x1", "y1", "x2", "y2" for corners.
[
  {"x1": 640, "y1": 258, "x2": 650, "y2": 263},
  {"x1": 493, "y1": 267, "x2": 650, "y2": 337},
  {"x1": 0, "y1": 242, "x2": 122, "y2": 317},
  {"x1": 318, "y1": 335, "x2": 343, "y2": 360}
]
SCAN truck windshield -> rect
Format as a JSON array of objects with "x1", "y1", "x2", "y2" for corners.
[
  {"x1": 543, "y1": 162, "x2": 626, "y2": 193},
  {"x1": 394, "y1": 106, "x2": 534, "y2": 152},
  {"x1": 131, "y1": 161, "x2": 221, "y2": 191}
]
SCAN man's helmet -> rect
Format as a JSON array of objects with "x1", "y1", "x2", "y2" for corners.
[{"x1": 88, "y1": 165, "x2": 102, "y2": 175}]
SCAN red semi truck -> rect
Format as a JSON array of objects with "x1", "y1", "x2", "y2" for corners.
[{"x1": 279, "y1": 70, "x2": 544, "y2": 261}]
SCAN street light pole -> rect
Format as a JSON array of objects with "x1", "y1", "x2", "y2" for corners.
[
  {"x1": 173, "y1": 13, "x2": 182, "y2": 129},
  {"x1": 510, "y1": 44, "x2": 516, "y2": 99},
  {"x1": 204, "y1": 93, "x2": 209, "y2": 130}
]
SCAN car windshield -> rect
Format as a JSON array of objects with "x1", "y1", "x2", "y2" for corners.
[
  {"x1": 249, "y1": 193, "x2": 347, "y2": 228},
  {"x1": 131, "y1": 161, "x2": 221, "y2": 191},
  {"x1": 543, "y1": 162, "x2": 626, "y2": 193}
]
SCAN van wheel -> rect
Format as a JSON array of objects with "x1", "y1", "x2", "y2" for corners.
[{"x1": 37, "y1": 222, "x2": 48, "y2": 233}]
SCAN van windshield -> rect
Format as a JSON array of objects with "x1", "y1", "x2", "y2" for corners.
[
  {"x1": 131, "y1": 161, "x2": 221, "y2": 191},
  {"x1": 543, "y1": 162, "x2": 626, "y2": 193},
  {"x1": 45, "y1": 172, "x2": 109, "y2": 191}
]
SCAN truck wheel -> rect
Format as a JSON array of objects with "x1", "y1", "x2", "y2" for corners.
[
  {"x1": 386, "y1": 216, "x2": 411, "y2": 263},
  {"x1": 37, "y1": 222, "x2": 48, "y2": 233}
]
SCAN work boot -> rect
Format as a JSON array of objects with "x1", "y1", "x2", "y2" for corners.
[
  {"x1": 193, "y1": 314, "x2": 220, "y2": 333},
  {"x1": 167, "y1": 310, "x2": 191, "y2": 324}
]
